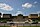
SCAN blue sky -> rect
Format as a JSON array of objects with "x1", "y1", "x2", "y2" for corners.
[{"x1": 0, "y1": 0, "x2": 40, "y2": 16}]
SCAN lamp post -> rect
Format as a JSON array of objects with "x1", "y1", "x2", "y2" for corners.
[
  {"x1": 23, "y1": 23, "x2": 24, "y2": 27},
  {"x1": 4, "y1": 23, "x2": 5, "y2": 27},
  {"x1": 17, "y1": 24, "x2": 18, "y2": 27}
]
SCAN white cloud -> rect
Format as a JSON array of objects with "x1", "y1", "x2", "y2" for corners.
[
  {"x1": 37, "y1": 11, "x2": 40, "y2": 16},
  {"x1": 12, "y1": 14, "x2": 16, "y2": 16},
  {"x1": 15, "y1": 11, "x2": 23, "y2": 16},
  {"x1": 0, "y1": 3, "x2": 13, "y2": 11},
  {"x1": 37, "y1": 11, "x2": 40, "y2": 14},
  {"x1": 34, "y1": 1, "x2": 37, "y2": 4},
  {"x1": 22, "y1": 3, "x2": 32, "y2": 8},
  {"x1": 0, "y1": 12, "x2": 4, "y2": 14},
  {"x1": 30, "y1": 12, "x2": 37, "y2": 14}
]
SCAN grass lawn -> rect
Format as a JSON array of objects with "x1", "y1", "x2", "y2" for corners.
[
  {"x1": 0, "y1": 26, "x2": 40, "y2": 27},
  {"x1": 0, "y1": 26, "x2": 10, "y2": 27},
  {"x1": 18, "y1": 26, "x2": 40, "y2": 27}
]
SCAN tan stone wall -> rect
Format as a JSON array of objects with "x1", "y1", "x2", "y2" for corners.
[
  {"x1": 28, "y1": 16, "x2": 38, "y2": 18},
  {"x1": 3, "y1": 15, "x2": 10, "y2": 18}
]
